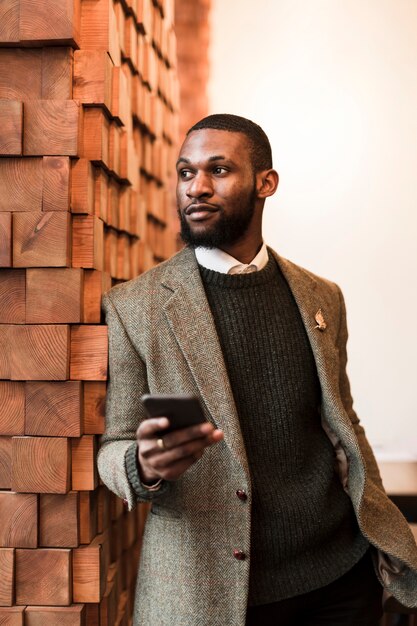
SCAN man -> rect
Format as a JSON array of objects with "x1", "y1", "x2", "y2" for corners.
[{"x1": 98, "y1": 114, "x2": 417, "y2": 625}]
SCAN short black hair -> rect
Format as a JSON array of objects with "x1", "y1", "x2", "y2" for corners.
[{"x1": 187, "y1": 113, "x2": 273, "y2": 172}]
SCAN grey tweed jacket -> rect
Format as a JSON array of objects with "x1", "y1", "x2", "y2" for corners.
[{"x1": 98, "y1": 246, "x2": 417, "y2": 625}]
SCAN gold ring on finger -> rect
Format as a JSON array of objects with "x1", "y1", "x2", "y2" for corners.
[{"x1": 156, "y1": 438, "x2": 166, "y2": 451}]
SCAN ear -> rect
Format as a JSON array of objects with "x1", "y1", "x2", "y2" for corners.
[{"x1": 256, "y1": 169, "x2": 279, "y2": 199}]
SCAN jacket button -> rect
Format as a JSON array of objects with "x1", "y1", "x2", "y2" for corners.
[
  {"x1": 233, "y1": 549, "x2": 246, "y2": 560},
  {"x1": 236, "y1": 489, "x2": 247, "y2": 501}
]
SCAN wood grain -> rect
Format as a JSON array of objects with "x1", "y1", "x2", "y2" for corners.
[
  {"x1": 13, "y1": 211, "x2": 70, "y2": 267},
  {"x1": 70, "y1": 325, "x2": 108, "y2": 381},
  {"x1": 42, "y1": 157, "x2": 70, "y2": 212},
  {"x1": 71, "y1": 159, "x2": 95, "y2": 215},
  {"x1": 0, "y1": 214, "x2": 12, "y2": 267},
  {"x1": 25, "y1": 605, "x2": 86, "y2": 626},
  {"x1": 0, "y1": 158, "x2": 43, "y2": 212},
  {"x1": 0, "y1": 101, "x2": 22, "y2": 156},
  {"x1": 26, "y1": 268, "x2": 83, "y2": 324},
  {"x1": 25, "y1": 381, "x2": 83, "y2": 437},
  {"x1": 73, "y1": 50, "x2": 113, "y2": 112},
  {"x1": 19, "y1": 0, "x2": 81, "y2": 47},
  {"x1": 24, "y1": 100, "x2": 81, "y2": 157},
  {"x1": 0, "y1": 50, "x2": 42, "y2": 100},
  {"x1": 0, "y1": 492, "x2": 38, "y2": 549},
  {"x1": 0, "y1": 438, "x2": 12, "y2": 489},
  {"x1": 111, "y1": 65, "x2": 130, "y2": 127},
  {"x1": 0, "y1": 382, "x2": 25, "y2": 436},
  {"x1": 0, "y1": 0, "x2": 19, "y2": 43},
  {"x1": 11, "y1": 436, "x2": 70, "y2": 494},
  {"x1": 0, "y1": 549, "x2": 14, "y2": 606},
  {"x1": 15, "y1": 548, "x2": 72, "y2": 606},
  {"x1": 72, "y1": 215, "x2": 104, "y2": 271},
  {"x1": 73, "y1": 533, "x2": 108, "y2": 603},
  {"x1": 41, "y1": 48, "x2": 73, "y2": 100},
  {"x1": 71, "y1": 435, "x2": 98, "y2": 491},
  {"x1": 83, "y1": 382, "x2": 106, "y2": 434},
  {"x1": 0, "y1": 606, "x2": 25, "y2": 625},
  {"x1": 10, "y1": 325, "x2": 70, "y2": 381},
  {"x1": 0, "y1": 270, "x2": 25, "y2": 324},
  {"x1": 39, "y1": 492, "x2": 79, "y2": 548}
]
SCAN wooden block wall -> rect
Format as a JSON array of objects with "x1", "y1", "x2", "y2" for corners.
[{"x1": 0, "y1": 0, "x2": 179, "y2": 623}]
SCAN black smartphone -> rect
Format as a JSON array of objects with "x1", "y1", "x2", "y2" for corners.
[{"x1": 141, "y1": 394, "x2": 206, "y2": 435}]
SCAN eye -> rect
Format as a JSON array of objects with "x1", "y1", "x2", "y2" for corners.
[
  {"x1": 213, "y1": 166, "x2": 227, "y2": 175},
  {"x1": 178, "y1": 169, "x2": 194, "y2": 180}
]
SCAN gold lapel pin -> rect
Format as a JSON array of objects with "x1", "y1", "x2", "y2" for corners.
[{"x1": 314, "y1": 308, "x2": 327, "y2": 331}]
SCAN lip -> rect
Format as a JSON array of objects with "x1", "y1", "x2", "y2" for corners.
[{"x1": 184, "y1": 203, "x2": 219, "y2": 222}]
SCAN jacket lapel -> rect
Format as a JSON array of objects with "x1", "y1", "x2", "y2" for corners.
[{"x1": 161, "y1": 248, "x2": 250, "y2": 479}]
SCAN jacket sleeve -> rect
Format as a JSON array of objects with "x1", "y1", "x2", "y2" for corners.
[
  {"x1": 97, "y1": 292, "x2": 170, "y2": 510},
  {"x1": 335, "y1": 285, "x2": 385, "y2": 492}
]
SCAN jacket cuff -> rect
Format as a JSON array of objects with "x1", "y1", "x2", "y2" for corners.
[{"x1": 125, "y1": 442, "x2": 169, "y2": 501}]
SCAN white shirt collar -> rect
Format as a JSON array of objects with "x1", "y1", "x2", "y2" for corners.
[{"x1": 195, "y1": 243, "x2": 268, "y2": 274}]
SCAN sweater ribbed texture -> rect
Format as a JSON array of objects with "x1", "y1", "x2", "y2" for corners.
[{"x1": 199, "y1": 254, "x2": 368, "y2": 605}]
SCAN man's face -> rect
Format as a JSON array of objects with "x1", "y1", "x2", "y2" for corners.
[{"x1": 176, "y1": 129, "x2": 258, "y2": 248}]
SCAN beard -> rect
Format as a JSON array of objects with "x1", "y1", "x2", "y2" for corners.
[{"x1": 178, "y1": 186, "x2": 258, "y2": 249}]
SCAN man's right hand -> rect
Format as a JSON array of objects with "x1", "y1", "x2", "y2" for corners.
[{"x1": 136, "y1": 418, "x2": 224, "y2": 484}]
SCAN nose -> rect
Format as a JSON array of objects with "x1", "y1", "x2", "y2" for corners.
[{"x1": 186, "y1": 172, "x2": 213, "y2": 199}]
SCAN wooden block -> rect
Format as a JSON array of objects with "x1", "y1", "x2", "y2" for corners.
[
  {"x1": 0, "y1": 549, "x2": 14, "y2": 606},
  {"x1": 117, "y1": 233, "x2": 130, "y2": 281},
  {"x1": 79, "y1": 490, "x2": 98, "y2": 545},
  {"x1": 111, "y1": 66, "x2": 130, "y2": 127},
  {"x1": 108, "y1": 123, "x2": 121, "y2": 177},
  {"x1": 0, "y1": 606, "x2": 25, "y2": 625},
  {"x1": 13, "y1": 211, "x2": 71, "y2": 268},
  {"x1": 0, "y1": 50, "x2": 42, "y2": 100},
  {"x1": 84, "y1": 604, "x2": 99, "y2": 626},
  {"x1": 82, "y1": 108, "x2": 110, "y2": 168},
  {"x1": 25, "y1": 381, "x2": 83, "y2": 437},
  {"x1": 100, "y1": 577, "x2": 117, "y2": 626},
  {"x1": 97, "y1": 486, "x2": 111, "y2": 534},
  {"x1": 110, "y1": 518, "x2": 123, "y2": 562},
  {"x1": 42, "y1": 157, "x2": 70, "y2": 211},
  {"x1": 39, "y1": 492, "x2": 79, "y2": 548},
  {"x1": 0, "y1": 214, "x2": 12, "y2": 267},
  {"x1": 15, "y1": 548, "x2": 71, "y2": 605},
  {"x1": 41, "y1": 48, "x2": 73, "y2": 100},
  {"x1": 0, "y1": 158, "x2": 43, "y2": 212},
  {"x1": 71, "y1": 159, "x2": 95, "y2": 215},
  {"x1": 83, "y1": 382, "x2": 106, "y2": 434},
  {"x1": 0, "y1": 382, "x2": 25, "y2": 436},
  {"x1": 93, "y1": 167, "x2": 108, "y2": 222},
  {"x1": 70, "y1": 325, "x2": 108, "y2": 381},
  {"x1": 0, "y1": 0, "x2": 19, "y2": 43},
  {"x1": 71, "y1": 435, "x2": 98, "y2": 491},
  {"x1": 19, "y1": 0, "x2": 81, "y2": 47},
  {"x1": 103, "y1": 228, "x2": 117, "y2": 278},
  {"x1": 80, "y1": 0, "x2": 121, "y2": 66},
  {"x1": 73, "y1": 533, "x2": 108, "y2": 603},
  {"x1": 83, "y1": 270, "x2": 109, "y2": 324},
  {"x1": 72, "y1": 215, "x2": 104, "y2": 271},
  {"x1": 106, "y1": 178, "x2": 119, "y2": 229},
  {"x1": 24, "y1": 100, "x2": 81, "y2": 157},
  {"x1": 0, "y1": 101, "x2": 22, "y2": 156},
  {"x1": 26, "y1": 268, "x2": 83, "y2": 324},
  {"x1": 12, "y1": 436, "x2": 70, "y2": 494},
  {"x1": 25, "y1": 605, "x2": 86, "y2": 626},
  {"x1": 0, "y1": 270, "x2": 25, "y2": 324},
  {"x1": 0, "y1": 492, "x2": 37, "y2": 549},
  {"x1": 10, "y1": 325, "x2": 70, "y2": 381},
  {"x1": 0, "y1": 438, "x2": 12, "y2": 489},
  {"x1": 73, "y1": 51, "x2": 113, "y2": 112}
]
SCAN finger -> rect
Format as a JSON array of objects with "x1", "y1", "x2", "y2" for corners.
[
  {"x1": 157, "y1": 454, "x2": 203, "y2": 481},
  {"x1": 137, "y1": 417, "x2": 169, "y2": 439},
  {"x1": 151, "y1": 436, "x2": 209, "y2": 468},
  {"x1": 162, "y1": 421, "x2": 215, "y2": 449}
]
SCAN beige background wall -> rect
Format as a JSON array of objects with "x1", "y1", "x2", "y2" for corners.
[{"x1": 208, "y1": 0, "x2": 417, "y2": 459}]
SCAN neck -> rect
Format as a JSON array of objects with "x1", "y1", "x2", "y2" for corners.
[{"x1": 218, "y1": 236, "x2": 263, "y2": 265}]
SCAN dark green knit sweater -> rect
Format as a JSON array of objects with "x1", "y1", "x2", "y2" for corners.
[{"x1": 199, "y1": 254, "x2": 368, "y2": 605}]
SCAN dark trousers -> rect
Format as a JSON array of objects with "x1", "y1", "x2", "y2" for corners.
[{"x1": 246, "y1": 550, "x2": 383, "y2": 626}]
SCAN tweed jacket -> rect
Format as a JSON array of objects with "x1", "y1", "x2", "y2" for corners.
[{"x1": 98, "y1": 246, "x2": 417, "y2": 625}]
